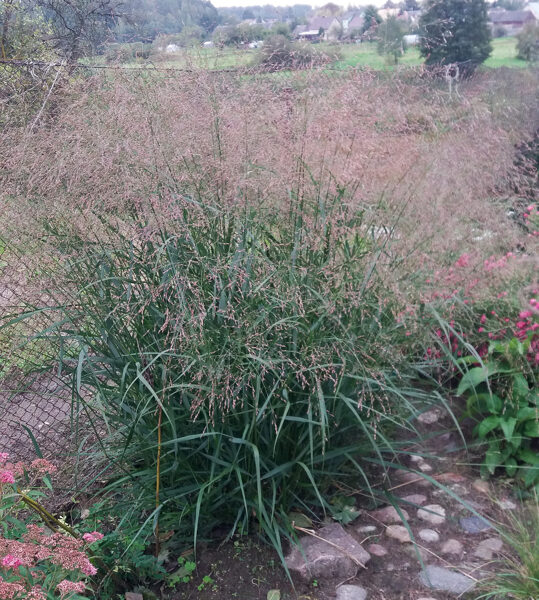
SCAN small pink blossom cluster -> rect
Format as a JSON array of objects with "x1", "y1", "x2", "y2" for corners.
[
  {"x1": 423, "y1": 251, "x2": 517, "y2": 305},
  {"x1": 56, "y1": 579, "x2": 86, "y2": 598},
  {"x1": 0, "y1": 471, "x2": 15, "y2": 485},
  {"x1": 425, "y1": 322, "x2": 462, "y2": 360},
  {"x1": 483, "y1": 252, "x2": 514, "y2": 272},
  {"x1": 0, "y1": 525, "x2": 101, "y2": 599},
  {"x1": 464, "y1": 293, "x2": 537, "y2": 365},
  {"x1": 81, "y1": 532, "x2": 103, "y2": 544},
  {"x1": 0, "y1": 455, "x2": 15, "y2": 487},
  {"x1": 0, "y1": 455, "x2": 57, "y2": 491}
]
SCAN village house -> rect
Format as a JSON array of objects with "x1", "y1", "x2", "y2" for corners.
[
  {"x1": 488, "y1": 9, "x2": 537, "y2": 35},
  {"x1": 294, "y1": 16, "x2": 342, "y2": 42}
]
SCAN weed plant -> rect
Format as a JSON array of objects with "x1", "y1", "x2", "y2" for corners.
[{"x1": 476, "y1": 494, "x2": 539, "y2": 600}]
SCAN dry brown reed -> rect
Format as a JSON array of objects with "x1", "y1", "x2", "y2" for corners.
[{"x1": 1, "y1": 65, "x2": 538, "y2": 309}]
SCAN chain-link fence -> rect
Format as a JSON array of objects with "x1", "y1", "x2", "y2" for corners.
[{"x1": 1, "y1": 59, "x2": 369, "y2": 461}]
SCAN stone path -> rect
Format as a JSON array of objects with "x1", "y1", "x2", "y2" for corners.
[{"x1": 285, "y1": 407, "x2": 516, "y2": 599}]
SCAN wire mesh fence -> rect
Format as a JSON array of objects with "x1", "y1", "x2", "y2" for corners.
[{"x1": 1, "y1": 58, "x2": 366, "y2": 461}]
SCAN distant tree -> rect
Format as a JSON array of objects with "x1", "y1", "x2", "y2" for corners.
[
  {"x1": 242, "y1": 8, "x2": 255, "y2": 20},
  {"x1": 38, "y1": 0, "x2": 125, "y2": 59},
  {"x1": 404, "y1": 0, "x2": 420, "y2": 10},
  {"x1": 377, "y1": 15, "x2": 405, "y2": 63},
  {"x1": 0, "y1": 0, "x2": 51, "y2": 59},
  {"x1": 113, "y1": 0, "x2": 219, "y2": 43},
  {"x1": 361, "y1": 5, "x2": 382, "y2": 35},
  {"x1": 317, "y1": 3, "x2": 341, "y2": 17},
  {"x1": 516, "y1": 22, "x2": 539, "y2": 62},
  {"x1": 493, "y1": 0, "x2": 525, "y2": 10},
  {"x1": 271, "y1": 22, "x2": 292, "y2": 39},
  {"x1": 176, "y1": 25, "x2": 204, "y2": 47},
  {"x1": 419, "y1": 0, "x2": 492, "y2": 75},
  {"x1": 383, "y1": 1, "x2": 397, "y2": 8}
]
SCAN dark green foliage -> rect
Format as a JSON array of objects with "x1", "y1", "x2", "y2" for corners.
[
  {"x1": 516, "y1": 22, "x2": 539, "y2": 63},
  {"x1": 377, "y1": 16, "x2": 406, "y2": 64},
  {"x1": 362, "y1": 5, "x2": 382, "y2": 35},
  {"x1": 103, "y1": 42, "x2": 152, "y2": 63},
  {"x1": 113, "y1": 0, "x2": 219, "y2": 42},
  {"x1": 0, "y1": 0, "x2": 51, "y2": 60},
  {"x1": 458, "y1": 336, "x2": 538, "y2": 490},
  {"x1": 419, "y1": 0, "x2": 492, "y2": 74},
  {"x1": 37, "y1": 0, "x2": 123, "y2": 59},
  {"x1": 493, "y1": 0, "x2": 526, "y2": 9}
]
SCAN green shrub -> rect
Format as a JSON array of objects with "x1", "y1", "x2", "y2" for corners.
[
  {"x1": 256, "y1": 35, "x2": 340, "y2": 71},
  {"x1": 15, "y1": 193, "x2": 425, "y2": 564},
  {"x1": 516, "y1": 22, "x2": 539, "y2": 63},
  {"x1": 103, "y1": 42, "x2": 152, "y2": 63},
  {"x1": 458, "y1": 335, "x2": 538, "y2": 490}
]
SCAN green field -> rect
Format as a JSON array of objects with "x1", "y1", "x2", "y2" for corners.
[
  {"x1": 150, "y1": 36, "x2": 526, "y2": 72},
  {"x1": 332, "y1": 36, "x2": 525, "y2": 70}
]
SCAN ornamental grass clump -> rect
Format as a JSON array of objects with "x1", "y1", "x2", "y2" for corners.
[{"x1": 12, "y1": 190, "x2": 426, "y2": 561}]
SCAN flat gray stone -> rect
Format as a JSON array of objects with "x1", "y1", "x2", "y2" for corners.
[
  {"x1": 449, "y1": 483, "x2": 468, "y2": 496},
  {"x1": 403, "y1": 544, "x2": 430, "y2": 562},
  {"x1": 441, "y1": 539, "x2": 464, "y2": 556},
  {"x1": 472, "y1": 479, "x2": 490, "y2": 495},
  {"x1": 497, "y1": 499, "x2": 517, "y2": 510},
  {"x1": 125, "y1": 594, "x2": 143, "y2": 600},
  {"x1": 385, "y1": 525, "x2": 411, "y2": 543},
  {"x1": 285, "y1": 523, "x2": 371, "y2": 581},
  {"x1": 419, "y1": 529, "x2": 440, "y2": 543},
  {"x1": 367, "y1": 543, "x2": 387, "y2": 557},
  {"x1": 474, "y1": 537, "x2": 503, "y2": 560},
  {"x1": 460, "y1": 516, "x2": 492, "y2": 534},
  {"x1": 356, "y1": 525, "x2": 377, "y2": 533},
  {"x1": 395, "y1": 470, "x2": 431, "y2": 487},
  {"x1": 418, "y1": 409, "x2": 441, "y2": 424},
  {"x1": 419, "y1": 565, "x2": 475, "y2": 595},
  {"x1": 336, "y1": 584, "x2": 368, "y2": 600},
  {"x1": 369, "y1": 505, "x2": 410, "y2": 524},
  {"x1": 418, "y1": 504, "x2": 446, "y2": 525},
  {"x1": 401, "y1": 494, "x2": 428, "y2": 506}
]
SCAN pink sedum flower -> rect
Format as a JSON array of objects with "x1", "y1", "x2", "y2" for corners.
[
  {"x1": 0, "y1": 454, "x2": 9, "y2": 466},
  {"x1": 56, "y1": 580, "x2": 86, "y2": 598},
  {"x1": 1, "y1": 555, "x2": 23, "y2": 569},
  {"x1": 0, "y1": 471, "x2": 15, "y2": 484},
  {"x1": 82, "y1": 532, "x2": 103, "y2": 544},
  {"x1": 0, "y1": 576, "x2": 25, "y2": 599},
  {"x1": 80, "y1": 560, "x2": 97, "y2": 576},
  {"x1": 29, "y1": 459, "x2": 57, "y2": 476}
]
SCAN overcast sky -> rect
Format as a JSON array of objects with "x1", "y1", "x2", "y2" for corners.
[{"x1": 211, "y1": 1, "x2": 389, "y2": 8}]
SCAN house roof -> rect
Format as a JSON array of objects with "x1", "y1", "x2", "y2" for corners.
[
  {"x1": 347, "y1": 15, "x2": 364, "y2": 30},
  {"x1": 489, "y1": 9, "x2": 536, "y2": 24},
  {"x1": 306, "y1": 16, "x2": 337, "y2": 31}
]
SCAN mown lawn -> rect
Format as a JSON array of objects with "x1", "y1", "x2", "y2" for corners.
[
  {"x1": 331, "y1": 37, "x2": 526, "y2": 70},
  {"x1": 103, "y1": 36, "x2": 527, "y2": 72}
]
